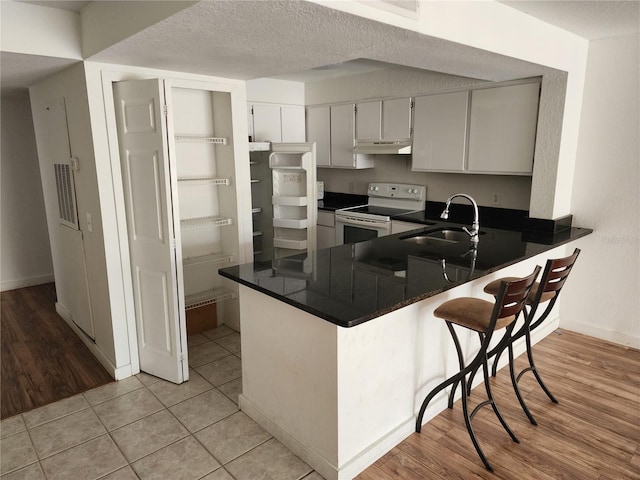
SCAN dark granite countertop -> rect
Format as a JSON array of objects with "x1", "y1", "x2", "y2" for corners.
[{"x1": 220, "y1": 222, "x2": 592, "y2": 328}]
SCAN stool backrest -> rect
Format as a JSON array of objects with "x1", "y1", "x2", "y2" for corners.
[
  {"x1": 537, "y1": 248, "x2": 581, "y2": 297},
  {"x1": 494, "y1": 265, "x2": 541, "y2": 320}
]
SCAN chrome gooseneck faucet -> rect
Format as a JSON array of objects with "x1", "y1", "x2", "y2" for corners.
[{"x1": 441, "y1": 193, "x2": 480, "y2": 244}]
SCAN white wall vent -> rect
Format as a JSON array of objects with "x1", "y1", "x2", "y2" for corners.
[{"x1": 54, "y1": 162, "x2": 79, "y2": 229}]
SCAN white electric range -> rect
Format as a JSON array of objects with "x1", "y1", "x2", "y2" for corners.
[{"x1": 335, "y1": 183, "x2": 426, "y2": 245}]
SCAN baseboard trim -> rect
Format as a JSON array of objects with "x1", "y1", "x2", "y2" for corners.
[
  {"x1": 560, "y1": 319, "x2": 640, "y2": 349},
  {"x1": 1, "y1": 274, "x2": 54, "y2": 292},
  {"x1": 239, "y1": 394, "x2": 340, "y2": 480},
  {"x1": 55, "y1": 302, "x2": 126, "y2": 380}
]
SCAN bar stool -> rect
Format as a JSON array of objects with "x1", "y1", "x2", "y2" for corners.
[
  {"x1": 415, "y1": 265, "x2": 541, "y2": 472},
  {"x1": 480, "y1": 248, "x2": 581, "y2": 426}
]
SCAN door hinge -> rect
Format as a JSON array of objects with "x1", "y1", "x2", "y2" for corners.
[
  {"x1": 163, "y1": 104, "x2": 169, "y2": 116},
  {"x1": 410, "y1": 100, "x2": 414, "y2": 109}
]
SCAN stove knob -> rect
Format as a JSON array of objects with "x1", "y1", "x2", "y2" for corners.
[
  {"x1": 370, "y1": 185, "x2": 375, "y2": 191},
  {"x1": 374, "y1": 186, "x2": 379, "y2": 191}
]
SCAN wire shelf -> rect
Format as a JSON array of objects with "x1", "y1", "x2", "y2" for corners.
[
  {"x1": 177, "y1": 177, "x2": 230, "y2": 186},
  {"x1": 175, "y1": 135, "x2": 228, "y2": 145},
  {"x1": 180, "y1": 216, "x2": 233, "y2": 229},
  {"x1": 182, "y1": 252, "x2": 234, "y2": 267},
  {"x1": 185, "y1": 287, "x2": 237, "y2": 310}
]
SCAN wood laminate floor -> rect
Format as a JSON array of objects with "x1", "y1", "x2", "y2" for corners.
[
  {"x1": 1, "y1": 283, "x2": 113, "y2": 419},
  {"x1": 356, "y1": 329, "x2": 640, "y2": 480}
]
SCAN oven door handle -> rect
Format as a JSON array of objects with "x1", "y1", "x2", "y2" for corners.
[{"x1": 336, "y1": 215, "x2": 387, "y2": 227}]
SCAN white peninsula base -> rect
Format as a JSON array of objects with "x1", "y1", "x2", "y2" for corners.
[{"x1": 237, "y1": 247, "x2": 565, "y2": 480}]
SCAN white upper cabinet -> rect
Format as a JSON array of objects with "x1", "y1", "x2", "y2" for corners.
[
  {"x1": 355, "y1": 97, "x2": 412, "y2": 141},
  {"x1": 355, "y1": 101, "x2": 382, "y2": 140},
  {"x1": 251, "y1": 104, "x2": 282, "y2": 142},
  {"x1": 412, "y1": 80, "x2": 540, "y2": 175},
  {"x1": 250, "y1": 103, "x2": 305, "y2": 143},
  {"x1": 306, "y1": 106, "x2": 331, "y2": 167},
  {"x1": 467, "y1": 82, "x2": 540, "y2": 175},
  {"x1": 280, "y1": 105, "x2": 305, "y2": 142},
  {"x1": 382, "y1": 97, "x2": 412, "y2": 140},
  {"x1": 330, "y1": 103, "x2": 374, "y2": 169},
  {"x1": 412, "y1": 91, "x2": 469, "y2": 172}
]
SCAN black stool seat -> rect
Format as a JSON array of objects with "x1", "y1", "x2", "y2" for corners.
[{"x1": 416, "y1": 265, "x2": 541, "y2": 472}]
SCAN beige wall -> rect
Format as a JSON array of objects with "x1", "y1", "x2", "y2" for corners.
[
  {"x1": 561, "y1": 32, "x2": 640, "y2": 347},
  {"x1": 0, "y1": 93, "x2": 53, "y2": 290}
]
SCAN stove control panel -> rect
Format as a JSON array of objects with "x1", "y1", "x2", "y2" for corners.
[{"x1": 368, "y1": 183, "x2": 426, "y2": 201}]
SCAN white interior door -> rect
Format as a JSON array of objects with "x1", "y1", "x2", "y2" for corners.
[{"x1": 113, "y1": 79, "x2": 188, "y2": 384}]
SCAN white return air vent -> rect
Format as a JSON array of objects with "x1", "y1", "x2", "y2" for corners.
[{"x1": 54, "y1": 161, "x2": 79, "y2": 230}]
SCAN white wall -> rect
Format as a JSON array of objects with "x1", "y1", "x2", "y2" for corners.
[
  {"x1": 560, "y1": 33, "x2": 640, "y2": 348},
  {"x1": 0, "y1": 93, "x2": 54, "y2": 290},
  {"x1": 247, "y1": 78, "x2": 305, "y2": 105},
  {"x1": 0, "y1": 1, "x2": 81, "y2": 59},
  {"x1": 30, "y1": 63, "x2": 121, "y2": 373}
]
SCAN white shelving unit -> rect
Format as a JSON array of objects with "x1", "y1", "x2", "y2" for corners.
[
  {"x1": 249, "y1": 144, "x2": 273, "y2": 262},
  {"x1": 172, "y1": 86, "x2": 240, "y2": 331},
  {"x1": 113, "y1": 77, "x2": 245, "y2": 383},
  {"x1": 269, "y1": 143, "x2": 317, "y2": 267}
]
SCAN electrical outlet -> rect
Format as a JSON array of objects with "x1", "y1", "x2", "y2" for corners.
[
  {"x1": 86, "y1": 212, "x2": 93, "y2": 232},
  {"x1": 492, "y1": 193, "x2": 500, "y2": 205}
]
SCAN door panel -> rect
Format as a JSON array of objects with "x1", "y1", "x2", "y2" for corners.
[{"x1": 114, "y1": 78, "x2": 187, "y2": 384}]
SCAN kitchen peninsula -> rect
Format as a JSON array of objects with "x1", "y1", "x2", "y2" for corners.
[{"x1": 219, "y1": 222, "x2": 591, "y2": 480}]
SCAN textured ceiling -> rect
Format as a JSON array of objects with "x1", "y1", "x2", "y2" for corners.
[
  {"x1": 3, "y1": 0, "x2": 639, "y2": 93},
  {"x1": 87, "y1": 0, "x2": 547, "y2": 83}
]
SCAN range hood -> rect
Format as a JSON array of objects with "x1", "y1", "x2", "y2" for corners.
[{"x1": 353, "y1": 140, "x2": 412, "y2": 155}]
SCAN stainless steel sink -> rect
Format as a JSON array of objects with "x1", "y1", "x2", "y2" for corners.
[
  {"x1": 401, "y1": 227, "x2": 485, "y2": 245},
  {"x1": 402, "y1": 234, "x2": 458, "y2": 245}
]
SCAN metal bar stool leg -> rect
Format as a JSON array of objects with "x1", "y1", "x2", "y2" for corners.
[
  {"x1": 519, "y1": 318, "x2": 559, "y2": 404},
  {"x1": 416, "y1": 266, "x2": 540, "y2": 472},
  {"x1": 508, "y1": 324, "x2": 537, "y2": 425}
]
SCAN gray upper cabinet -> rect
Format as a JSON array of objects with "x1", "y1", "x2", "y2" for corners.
[
  {"x1": 355, "y1": 101, "x2": 382, "y2": 140},
  {"x1": 355, "y1": 97, "x2": 412, "y2": 141},
  {"x1": 329, "y1": 103, "x2": 374, "y2": 169},
  {"x1": 411, "y1": 91, "x2": 469, "y2": 172},
  {"x1": 467, "y1": 82, "x2": 540, "y2": 175},
  {"x1": 306, "y1": 106, "x2": 331, "y2": 167},
  {"x1": 412, "y1": 80, "x2": 540, "y2": 175},
  {"x1": 250, "y1": 103, "x2": 305, "y2": 143},
  {"x1": 382, "y1": 97, "x2": 412, "y2": 140}
]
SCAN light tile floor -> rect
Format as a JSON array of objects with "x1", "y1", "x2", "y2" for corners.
[{"x1": 0, "y1": 325, "x2": 325, "y2": 480}]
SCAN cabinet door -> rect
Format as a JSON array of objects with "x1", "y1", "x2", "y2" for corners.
[
  {"x1": 317, "y1": 210, "x2": 335, "y2": 249},
  {"x1": 355, "y1": 101, "x2": 381, "y2": 140},
  {"x1": 252, "y1": 104, "x2": 282, "y2": 142},
  {"x1": 281, "y1": 105, "x2": 305, "y2": 142},
  {"x1": 330, "y1": 104, "x2": 356, "y2": 168},
  {"x1": 467, "y1": 82, "x2": 539, "y2": 174},
  {"x1": 317, "y1": 225, "x2": 336, "y2": 249},
  {"x1": 383, "y1": 97, "x2": 412, "y2": 140},
  {"x1": 306, "y1": 106, "x2": 331, "y2": 167},
  {"x1": 412, "y1": 91, "x2": 468, "y2": 172}
]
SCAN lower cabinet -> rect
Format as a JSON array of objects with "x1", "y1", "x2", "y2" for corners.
[{"x1": 317, "y1": 210, "x2": 336, "y2": 249}]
